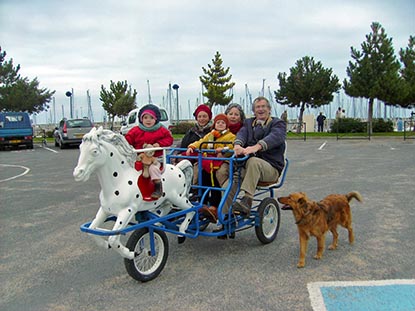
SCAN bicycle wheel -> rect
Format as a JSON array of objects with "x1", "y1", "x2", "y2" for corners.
[
  {"x1": 255, "y1": 197, "x2": 280, "y2": 244},
  {"x1": 124, "y1": 228, "x2": 169, "y2": 282}
]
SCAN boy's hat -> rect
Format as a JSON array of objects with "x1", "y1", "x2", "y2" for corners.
[
  {"x1": 213, "y1": 113, "x2": 229, "y2": 128},
  {"x1": 139, "y1": 104, "x2": 161, "y2": 124},
  {"x1": 193, "y1": 104, "x2": 212, "y2": 120}
]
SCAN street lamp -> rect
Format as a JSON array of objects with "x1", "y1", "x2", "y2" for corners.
[
  {"x1": 65, "y1": 89, "x2": 73, "y2": 118},
  {"x1": 172, "y1": 84, "x2": 179, "y2": 125}
]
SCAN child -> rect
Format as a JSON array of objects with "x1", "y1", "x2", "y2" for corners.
[
  {"x1": 186, "y1": 113, "x2": 236, "y2": 222},
  {"x1": 125, "y1": 104, "x2": 174, "y2": 199}
]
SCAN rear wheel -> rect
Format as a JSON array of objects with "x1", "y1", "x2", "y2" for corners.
[
  {"x1": 124, "y1": 228, "x2": 169, "y2": 282},
  {"x1": 59, "y1": 139, "x2": 66, "y2": 149},
  {"x1": 255, "y1": 198, "x2": 280, "y2": 244}
]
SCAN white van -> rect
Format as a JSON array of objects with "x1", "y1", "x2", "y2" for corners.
[{"x1": 120, "y1": 106, "x2": 171, "y2": 135}]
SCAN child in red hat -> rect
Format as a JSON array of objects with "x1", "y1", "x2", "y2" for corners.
[
  {"x1": 125, "y1": 104, "x2": 173, "y2": 199},
  {"x1": 185, "y1": 113, "x2": 236, "y2": 222}
]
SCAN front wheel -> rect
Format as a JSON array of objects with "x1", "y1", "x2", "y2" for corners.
[
  {"x1": 124, "y1": 228, "x2": 169, "y2": 282},
  {"x1": 255, "y1": 198, "x2": 280, "y2": 244}
]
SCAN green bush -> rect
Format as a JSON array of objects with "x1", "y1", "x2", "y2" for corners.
[
  {"x1": 372, "y1": 118, "x2": 394, "y2": 132},
  {"x1": 330, "y1": 118, "x2": 367, "y2": 133},
  {"x1": 170, "y1": 121, "x2": 195, "y2": 134}
]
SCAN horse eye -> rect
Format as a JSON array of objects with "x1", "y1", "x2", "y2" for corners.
[{"x1": 91, "y1": 148, "x2": 99, "y2": 156}]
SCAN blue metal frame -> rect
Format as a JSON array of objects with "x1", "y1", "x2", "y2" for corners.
[{"x1": 80, "y1": 147, "x2": 289, "y2": 240}]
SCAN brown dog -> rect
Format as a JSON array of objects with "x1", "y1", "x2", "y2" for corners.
[{"x1": 278, "y1": 191, "x2": 362, "y2": 268}]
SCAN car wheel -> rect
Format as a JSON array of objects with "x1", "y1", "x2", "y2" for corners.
[{"x1": 59, "y1": 139, "x2": 66, "y2": 149}]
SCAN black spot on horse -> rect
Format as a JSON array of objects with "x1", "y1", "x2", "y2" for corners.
[
  {"x1": 113, "y1": 172, "x2": 118, "y2": 177},
  {"x1": 115, "y1": 190, "x2": 119, "y2": 196},
  {"x1": 178, "y1": 174, "x2": 182, "y2": 178},
  {"x1": 110, "y1": 152, "x2": 114, "y2": 157},
  {"x1": 136, "y1": 194, "x2": 140, "y2": 198},
  {"x1": 128, "y1": 180, "x2": 133, "y2": 185}
]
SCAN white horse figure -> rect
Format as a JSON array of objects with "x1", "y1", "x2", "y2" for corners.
[{"x1": 73, "y1": 127, "x2": 195, "y2": 259}]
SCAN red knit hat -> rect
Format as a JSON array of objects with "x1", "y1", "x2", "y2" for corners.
[
  {"x1": 193, "y1": 104, "x2": 212, "y2": 120},
  {"x1": 213, "y1": 113, "x2": 229, "y2": 128},
  {"x1": 140, "y1": 109, "x2": 157, "y2": 122}
]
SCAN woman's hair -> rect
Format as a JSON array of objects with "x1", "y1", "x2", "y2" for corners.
[{"x1": 225, "y1": 103, "x2": 245, "y2": 122}]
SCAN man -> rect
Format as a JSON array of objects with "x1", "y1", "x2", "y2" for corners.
[
  {"x1": 224, "y1": 96, "x2": 286, "y2": 216},
  {"x1": 316, "y1": 112, "x2": 326, "y2": 132}
]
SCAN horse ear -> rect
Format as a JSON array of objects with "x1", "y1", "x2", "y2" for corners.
[{"x1": 96, "y1": 126, "x2": 103, "y2": 136}]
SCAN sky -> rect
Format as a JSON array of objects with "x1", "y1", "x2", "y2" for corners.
[{"x1": 0, "y1": 0, "x2": 414, "y2": 123}]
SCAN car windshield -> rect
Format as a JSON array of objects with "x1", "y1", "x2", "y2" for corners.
[{"x1": 67, "y1": 119, "x2": 92, "y2": 128}]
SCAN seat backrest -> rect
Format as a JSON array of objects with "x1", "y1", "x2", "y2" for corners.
[{"x1": 256, "y1": 140, "x2": 288, "y2": 190}]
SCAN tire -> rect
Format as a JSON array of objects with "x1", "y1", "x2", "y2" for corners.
[
  {"x1": 124, "y1": 228, "x2": 169, "y2": 282},
  {"x1": 59, "y1": 138, "x2": 66, "y2": 149},
  {"x1": 54, "y1": 139, "x2": 59, "y2": 147},
  {"x1": 255, "y1": 197, "x2": 280, "y2": 244}
]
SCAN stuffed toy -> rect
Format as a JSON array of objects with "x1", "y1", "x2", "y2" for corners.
[{"x1": 136, "y1": 143, "x2": 159, "y2": 178}]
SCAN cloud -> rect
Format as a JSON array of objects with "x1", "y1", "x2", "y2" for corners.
[{"x1": 1, "y1": 0, "x2": 414, "y2": 122}]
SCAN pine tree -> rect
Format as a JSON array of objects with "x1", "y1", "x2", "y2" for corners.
[
  {"x1": 398, "y1": 36, "x2": 415, "y2": 108},
  {"x1": 100, "y1": 80, "x2": 137, "y2": 129},
  {"x1": 275, "y1": 56, "x2": 340, "y2": 132},
  {"x1": 199, "y1": 51, "x2": 235, "y2": 108},
  {"x1": 343, "y1": 22, "x2": 401, "y2": 134}
]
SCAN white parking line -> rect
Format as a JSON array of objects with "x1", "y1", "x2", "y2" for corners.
[
  {"x1": 0, "y1": 164, "x2": 30, "y2": 183},
  {"x1": 41, "y1": 145, "x2": 59, "y2": 153},
  {"x1": 318, "y1": 141, "x2": 327, "y2": 150}
]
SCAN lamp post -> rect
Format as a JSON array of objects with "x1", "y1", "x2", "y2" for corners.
[
  {"x1": 172, "y1": 84, "x2": 179, "y2": 125},
  {"x1": 65, "y1": 89, "x2": 73, "y2": 118}
]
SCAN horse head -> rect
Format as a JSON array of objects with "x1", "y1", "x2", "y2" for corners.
[{"x1": 73, "y1": 127, "x2": 103, "y2": 182}]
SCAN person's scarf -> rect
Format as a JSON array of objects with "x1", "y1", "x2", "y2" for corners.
[
  {"x1": 194, "y1": 122, "x2": 212, "y2": 135},
  {"x1": 138, "y1": 122, "x2": 162, "y2": 132},
  {"x1": 228, "y1": 122, "x2": 243, "y2": 134}
]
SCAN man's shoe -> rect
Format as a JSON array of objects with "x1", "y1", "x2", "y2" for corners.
[
  {"x1": 200, "y1": 205, "x2": 218, "y2": 223},
  {"x1": 232, "y1": 196, "x2": 252, "y2": 217}
]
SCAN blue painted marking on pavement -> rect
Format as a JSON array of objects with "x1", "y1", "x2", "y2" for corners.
[{"x1": 308, "y1": 280, "x2": 415, "y2": 311}]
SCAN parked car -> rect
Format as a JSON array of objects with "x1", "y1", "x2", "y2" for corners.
[
  {"x1": 120, "y1": 106, "x2": 171, "y2": 135},
  {"x1": 0, "y1": 111, "x2": 33, "y2": 150},
  {"x1": 54, "y1": 118, "x2": 94, "y2": 149}
]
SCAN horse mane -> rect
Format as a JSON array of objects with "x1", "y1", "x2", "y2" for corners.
[{"x1": 84, "y1": 127, "x2": 136, "y2": 167}]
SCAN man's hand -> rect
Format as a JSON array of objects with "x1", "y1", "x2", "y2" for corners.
[{"x1": 234, "y1": 144, "x2": 262, "y2": 156}]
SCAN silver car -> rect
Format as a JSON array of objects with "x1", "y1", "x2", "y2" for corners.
[{"x1": 54, "y1": 118, "x2": 94, "y2": 149}]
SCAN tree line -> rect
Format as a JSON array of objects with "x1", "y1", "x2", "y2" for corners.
[{"x1": 1, "y1": 22, "x2": 413, "y2": 133}]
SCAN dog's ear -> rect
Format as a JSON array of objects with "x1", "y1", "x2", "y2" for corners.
[
  {"x1": 318, "y1": 202, "x2": 330, "y2": 212},
  {"x1": 298, "y1": 197, "x2": 307, "y2": 209}
]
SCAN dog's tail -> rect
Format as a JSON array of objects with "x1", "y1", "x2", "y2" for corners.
[{"x1": 346, "y1": 191, "x2": 362, "y2": 203}]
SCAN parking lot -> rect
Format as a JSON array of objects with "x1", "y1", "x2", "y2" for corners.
[{"x1": 1, "y1": 138, "x2": 414, "y2": 311}]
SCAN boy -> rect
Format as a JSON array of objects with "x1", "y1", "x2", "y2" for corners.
[{"x1": 186, "y1": 114, "x2": 236, "y2": 222}]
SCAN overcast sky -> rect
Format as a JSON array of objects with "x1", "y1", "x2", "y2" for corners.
[{"x1": 1, "y1": 0, "x2": 414, "y2": 122}]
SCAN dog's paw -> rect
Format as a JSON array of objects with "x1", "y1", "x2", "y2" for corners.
[
  {"x1": 328, "y1": 245, "x2": 337, "y2": 250},
  {"x1": 314, "y1": 254, "x2": 323, "y2": 260},
  {"x1": 297, "y1": 262, "x2": 305, "y2": 268}
]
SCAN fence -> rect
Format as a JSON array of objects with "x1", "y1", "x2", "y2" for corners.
[
  {"x1": 404, "y1": 121, "x2": 415, "y2": 140},
  {"x1": 286, "y1": 122, "x2": 307, "y2": 141}
]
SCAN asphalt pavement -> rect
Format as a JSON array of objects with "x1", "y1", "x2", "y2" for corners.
[{"x1": 1, "y1": 138, "x2": 414, "y2": 311}]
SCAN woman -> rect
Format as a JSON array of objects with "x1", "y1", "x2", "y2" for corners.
[
  {"x1": 177, "y1": 104, "x2": 212, "y2": 184},
  {"x1": 225, "y1": 103, "x2": 245, "y2": 134},
  {"x1": 215, "y1": 103, "x2": 246, "y2": 187},
  {"x1": 179, "y1": 104, "x2": 212, "y2": 149}
]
